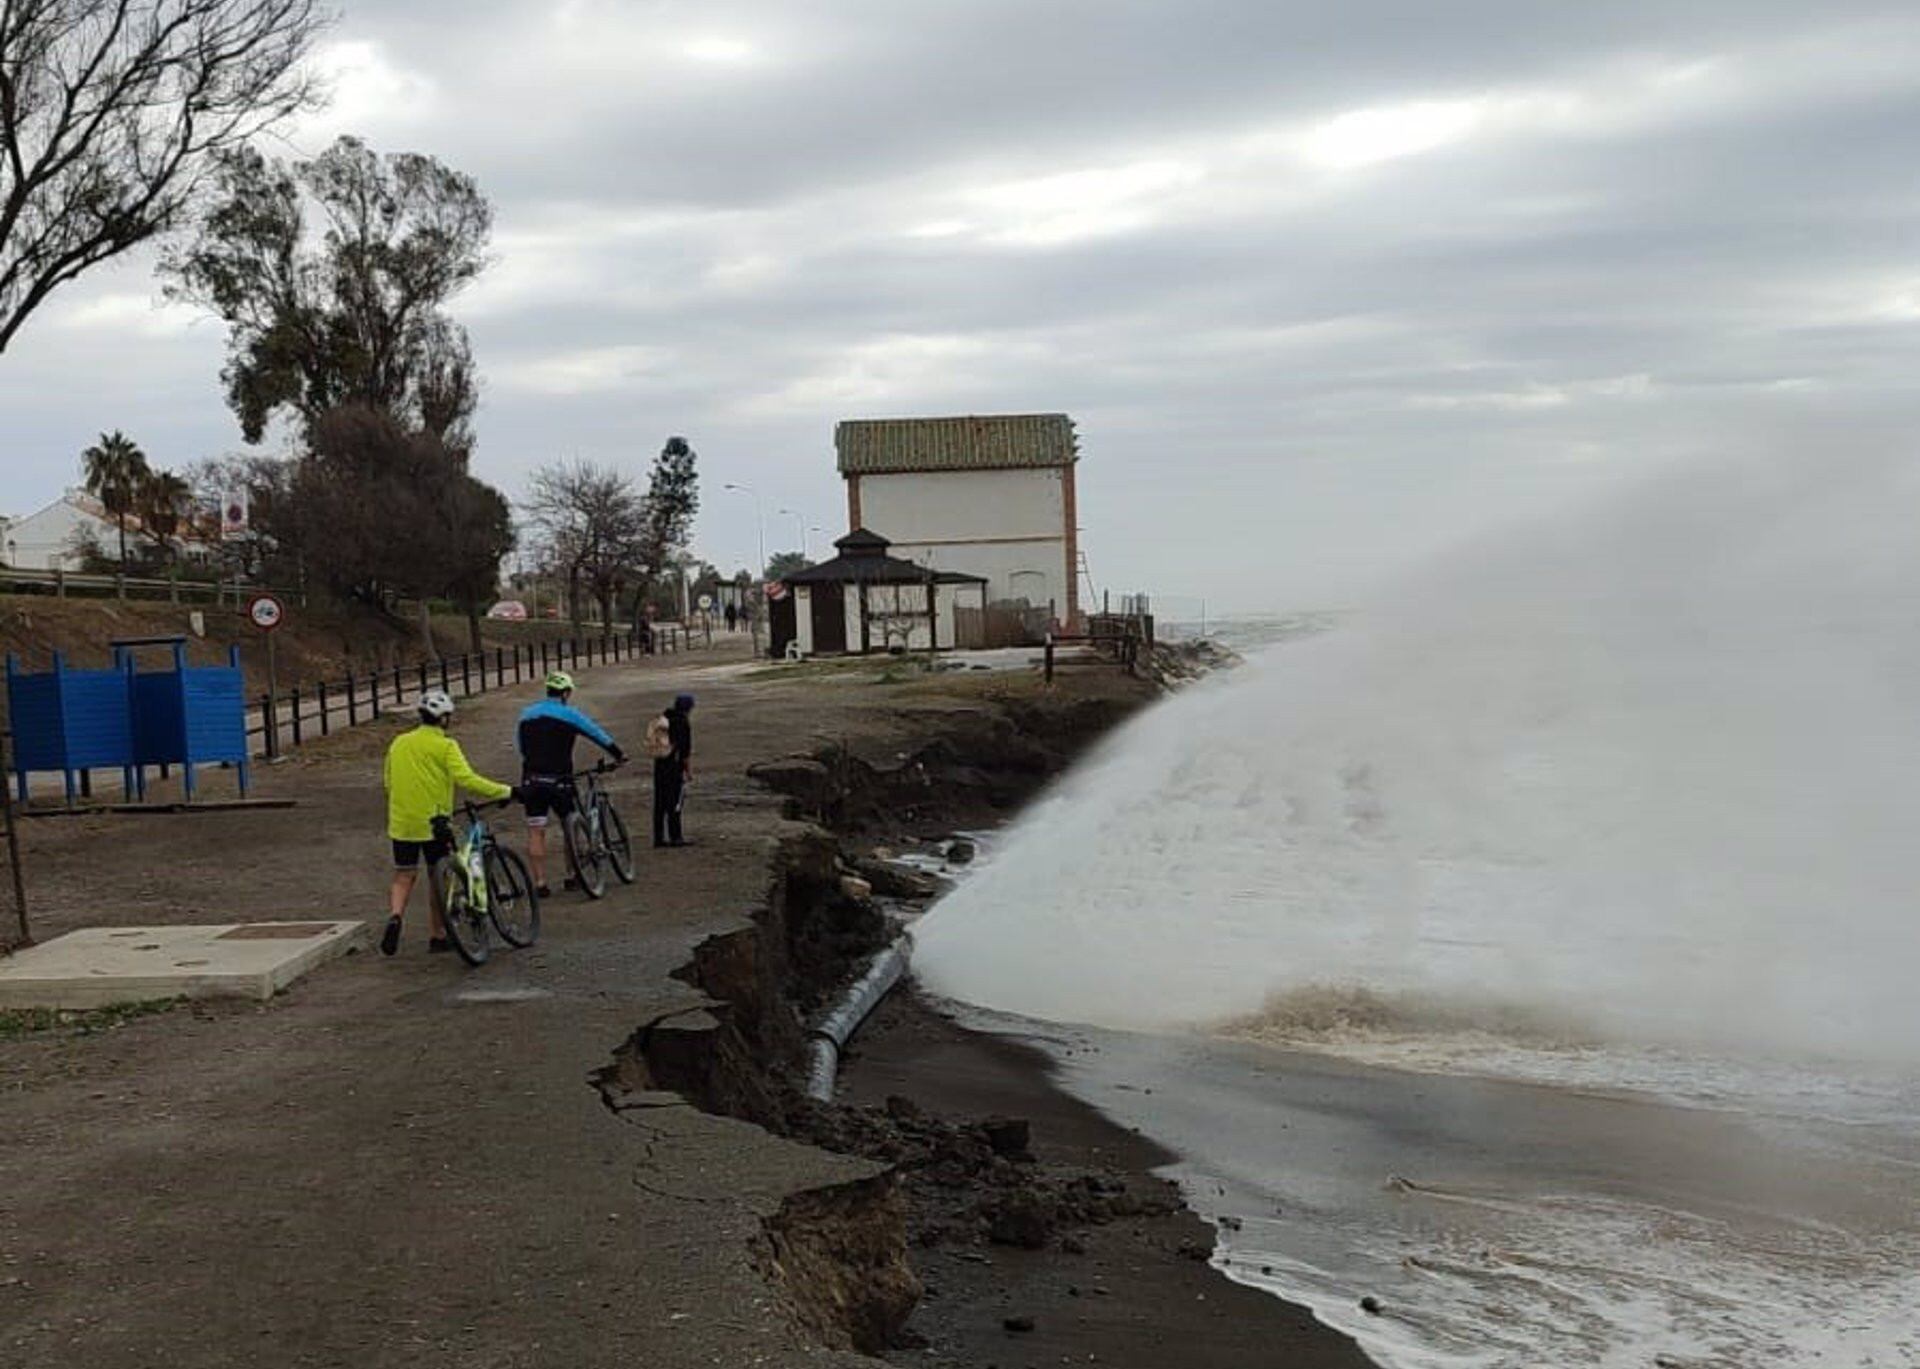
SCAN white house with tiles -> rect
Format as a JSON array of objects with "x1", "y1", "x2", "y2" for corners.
[{"x1": 835, "y1": 413, "x2": 1083, "y2": 632}]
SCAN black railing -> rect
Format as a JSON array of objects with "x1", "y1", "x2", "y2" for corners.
[{"x1": 248, "y1": 624, "x2": 695, "y2": 759}]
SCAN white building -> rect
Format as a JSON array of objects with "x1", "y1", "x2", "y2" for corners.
[
  {"x1": 3, "y1": 490, "x2": 144, "y2": 570},
  {"x1": 774, "y1": 530, "x2": 988, "y2": 656},
  {"x1": 835, "y1": 414, "x2": 1082, "y2": 631}
]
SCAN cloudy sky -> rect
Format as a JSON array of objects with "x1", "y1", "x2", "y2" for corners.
[{"x1": 4, "y1": 0, "x2": 1918, "y2": 611}]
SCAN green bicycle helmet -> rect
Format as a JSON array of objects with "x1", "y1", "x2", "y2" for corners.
[{"x1": 544, "y1": 670, "x2": 576, "y2": 695}]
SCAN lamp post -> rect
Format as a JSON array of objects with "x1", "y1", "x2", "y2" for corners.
[
  {"x1": 778, "y1": 508, "x2": 810, "y2": 560},
  {"x1": 724, "y1": 482, "x2": 765, "y2": 581}
]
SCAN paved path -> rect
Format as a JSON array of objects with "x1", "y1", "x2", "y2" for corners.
[{"x1": 1, "y1": 639, "x2": 936, "y2": 1367}]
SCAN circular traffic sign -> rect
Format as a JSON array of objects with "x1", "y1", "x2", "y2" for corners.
[
  {"x1": 247, "y1": 594, "x2": 286, "y2": 632},
  {"x1": 697, "y1": 593, "x2": 714, "y2": 611}
]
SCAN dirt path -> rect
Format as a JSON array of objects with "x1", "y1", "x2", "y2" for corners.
[{"x1": 0, "y1": 637, "x2": 913, "y2": 1368}]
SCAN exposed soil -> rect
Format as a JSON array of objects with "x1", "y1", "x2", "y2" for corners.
[{"x1": 0, "y1": 592, "x2": 598, "y2": 699}]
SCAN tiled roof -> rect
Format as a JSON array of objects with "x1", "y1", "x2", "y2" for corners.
[{"x1": 836, "y1": 414, "x2": 1077, "y2": 475}]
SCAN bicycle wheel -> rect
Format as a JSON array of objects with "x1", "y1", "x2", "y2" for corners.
[
  {"x1": 484, "y1": 844, "x2": 540, "y2": 948},
  {"x1": 436, "y1": 860, "x2": 491, "y2": 966},
  {"x1": 599, "y1": 796, "x2": 635, "y2": 884},
  {"x1": 564, "y1": 810, "x2": 607, "y2": 899}
]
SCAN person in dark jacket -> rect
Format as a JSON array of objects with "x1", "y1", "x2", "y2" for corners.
[
  {"x1": 652, "y1": 693, "x2": 694, "y2": 847},
  {"x1": 518, "y1": 671, "x2": 624, "y2": 894}
]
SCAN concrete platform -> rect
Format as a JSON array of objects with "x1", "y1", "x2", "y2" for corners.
[{"x1": 0, "y1": 922, "x2": 367, "y2": 1009}]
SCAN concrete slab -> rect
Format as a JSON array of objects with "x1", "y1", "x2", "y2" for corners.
[{"x1": 0, "y1": 921, "x2": 366, "y2": 1009}]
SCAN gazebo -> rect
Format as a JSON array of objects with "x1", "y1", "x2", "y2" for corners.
[{"x1": 771, "y1": 530, "x2": 987, "y2": 656}]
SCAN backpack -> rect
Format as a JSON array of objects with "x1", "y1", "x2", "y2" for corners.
[{"x1": 644, "y1": 713, "x2": 674, "y2": 759}]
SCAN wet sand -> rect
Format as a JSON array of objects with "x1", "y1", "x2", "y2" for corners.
[{"x1": 837, "y1": 988, "x2": 1374, "y2": 1368}]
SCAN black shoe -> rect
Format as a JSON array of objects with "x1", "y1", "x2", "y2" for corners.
[
  {"x1": 427, "y1": 937, "x2": 454, "y2": 954},
  {"x1": 535, "y1": 885, "x2": 552, "y2": 899},
  {"x1": 380, "y1": 916, "x2": 402, "y2": 956}
]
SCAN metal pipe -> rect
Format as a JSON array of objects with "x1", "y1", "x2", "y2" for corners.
[{"x1": 803, "y1": 934, "x2": 913, "y2": 1101}]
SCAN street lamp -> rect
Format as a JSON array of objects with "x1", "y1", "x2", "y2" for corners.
[
  {"x1": 777, "y1": 508, "x2": 810, "y2": 559},
  {"x1": 723, "y1": 482, "x2": 765, "y2": 580}
]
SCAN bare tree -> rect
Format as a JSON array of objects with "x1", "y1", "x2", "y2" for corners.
[
  {"x1": 0, "y1": 0, "x2": 326, "y2": 355},
  {"x1": 524, "y1": 460, "x2": 644, "y2": 642}
]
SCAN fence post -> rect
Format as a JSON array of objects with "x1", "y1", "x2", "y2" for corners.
[
  {"x1": 0, "y1": 730, "x2": 29, "y2": 947},
  {"x1": 290, "y1": 686, "x2": 303, "y2": 747},
  {"x1": 539, "y1": 641, "x2": 548, "y2": 675},
  {"x1": 461, "y1": 653, "x2": 472, "y2": 696},
  {"x1": 495, "y1": 647, "x2": 505, "y2": 688},
  {"x1": 54, "y1": 568, "x2": 66, "y2": 600},
  {"x1": 347, "y1": 672, "x2": 359, "y2": 727},
  {"x1": 263, "y1": 691, "x2": 279, "y2": 760},
  {"x1": 417, "y1": 662, "x2": 429, "y2": 699},
  {"x1": 168, "y1": 569, "x2": 180, "y2": 604},
  {"x1": 317, "y1": 680, "x2": 331, "y2": 737},
  {"x1": 439, "y1": 658, "x2": 450, "y2": 694},
  {"x1": 392, "y1": 663, "x2": 402, "y2": 703},
  {"x1": 1045, "y1": 637, "x2": 1056, "y2": 686},
  {"x1": 114, "y1": 572, "x2": 125, "y2": 601}
]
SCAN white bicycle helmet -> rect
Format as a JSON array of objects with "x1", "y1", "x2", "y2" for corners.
[{"x1": 418, "y1": 688, "x2": 456, "y2": 722}]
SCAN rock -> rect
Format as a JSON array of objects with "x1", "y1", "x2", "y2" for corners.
[
  {"x1": 945, "y1": 838, "x2": 977, "y2": 864},
  {"x1": 746, "y1": 758, "x2": 836, "y2": 806},
  {"x1": 981, "y1": 1115, "x2": 1031, "y2": 1158},
  {"x1": 1002, "y1": 1314, "x2": 1035, "y2": 1334},
  {"x1": 1359, "y1": 1296, "x2": 1383, "y2": 1315},
  {"x1": 838, "y1": 874, "x2": 874, "y2": 902},
  {"x1": 984, "y1": 1190, "x2": 1054, "y2": 1249},
  {"x1": 884, "y1": 1094, "x2": 923, "y2": 1122},
  {"x1": 851, "y1": 857, "x2": 941, "y2": 900},
  {"x1": 1177, "y1": 1239, "x2": 1212, "y2": 1261}
]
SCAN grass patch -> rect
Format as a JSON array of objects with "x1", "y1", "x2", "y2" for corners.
[{"x1": 0, "y1": 997, "x2": 184, "y2": 1041}]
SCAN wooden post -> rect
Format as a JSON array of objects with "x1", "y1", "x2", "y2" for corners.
[
  {"x1": 115, "y1": 571, "x2": 126, "y2": 601},
  {"x1": 0, "y1": 730, "x2": 28, "y2": 947},
  {"x1": 495, "y1": 647, "x2": 505, "y2": 689},
  {"x1": 290, "y1": 686, "x2": 303, "y2": 747},
  {"x1": 318, "y1": 680, "x2": 331, "y2": 736},
  {"x1": 417, "y1": 662, "x2": 428, "y2": 699},
  {"x1": 263, "y1": 692, "x2": 279, "y2": 759},
  {"x1": 347, "y1": 671, "x2": 359, "y2": 727},
  {"x1": 1045, "y1": 637, "x2": 1056, "y2": 686},
  {"x1": 169, "y1": 569, "x2": 181, "y2": 604},
  {"x1": 461, "y1": 653, "x2": 471, "y2": 696},
  {"x1": 54, "y1": 568, "x2": 66, "y2": 599}
]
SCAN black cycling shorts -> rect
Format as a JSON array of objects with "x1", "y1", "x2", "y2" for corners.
[
  {"x1": 391, "y1": 836, "x2": 449, "y2": 870},
  {"x1": 520, "y1": 777, "x2": 576, "y2": 825}
]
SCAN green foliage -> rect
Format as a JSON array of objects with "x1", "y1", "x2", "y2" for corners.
[
  {"x1": 80, "y1": 430, "x2": 151, "y2": 571},
  {"x1": 162, "y1": 137, "x2": 492, "y2": 446},
  {"x1": 766, "y1": 550, "x2": 812, "y2": 581},
  {"x1": 639, "y1": 437, "x2": 700, "y2": 582}
]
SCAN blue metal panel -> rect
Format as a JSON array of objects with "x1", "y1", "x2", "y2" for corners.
[
  {"x1": 7, "y1": 667, "x2": 66, "y2": 771},
  {"x1": 59, "y1": 669, "x2": 134, "y2": 768},
  {"x1": 181, "y1": 668, "x2": 247, "y2": 762},
  {"x1": 132, "y1": 673, "x2": 187, "y2": 765}
]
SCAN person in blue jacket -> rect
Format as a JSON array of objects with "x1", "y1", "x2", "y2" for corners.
[{"x1": 517, "y1": 671, "x2": 625, "y2": 895}]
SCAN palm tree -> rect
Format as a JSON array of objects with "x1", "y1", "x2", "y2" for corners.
[
  {"x1": 80, "y1": 431, "x2": 151, "y2": 574},
  {"x1": 139, "y1": 470, "x2": 193, "y2": 565}
]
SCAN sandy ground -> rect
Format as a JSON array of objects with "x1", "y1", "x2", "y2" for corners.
[{"x1": 0, "y1": 633, "x2": 1364, "y2": 1367}]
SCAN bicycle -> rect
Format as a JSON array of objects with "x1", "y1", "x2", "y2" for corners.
[
  {"x1": 560, "y1": 760, "x2": 634, "y2": 899},
  {"x1": 429, "y1": 799, "x2": 542, "y2": 966}
]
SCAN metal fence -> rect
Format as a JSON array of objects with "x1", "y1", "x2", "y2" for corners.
[
  {"x1": 0, "y1": 565, "x2": 300, "y2": 605},
  {"x1": 250, "y1": 624, "x2": 698, "y2": 760}
]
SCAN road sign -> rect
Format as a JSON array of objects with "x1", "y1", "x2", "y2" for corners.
[
  {"x1": 697, "y1": 593, "x2": 714, "y2": 611},
  {"x1": 247, "y1": 594, "x2": 285, "y2": 632}
]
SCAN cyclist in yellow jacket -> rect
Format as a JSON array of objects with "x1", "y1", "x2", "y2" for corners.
[{"x1": 382, "y1": 689, "x2": 514, "y2": 955}]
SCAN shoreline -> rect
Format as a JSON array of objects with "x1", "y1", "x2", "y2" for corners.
[
  {"x1": 831, "y1": 985, "x2": 1374, "y2": 1367},
  {"x1": 734, "y1": 642, "x2": 1368, "y2": 1365}
]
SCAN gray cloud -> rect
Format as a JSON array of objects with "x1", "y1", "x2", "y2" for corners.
[{"x1": 4, "y1": 0, "x2": 1919, "y2": 606}]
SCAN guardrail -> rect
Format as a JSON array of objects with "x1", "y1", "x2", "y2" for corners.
[
  {"x1": 0, "y1": 565, "x2": 302, "y2": 605},
  {"x1": 249, "y1": 624, "x2": 700, "y2": 760}
]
